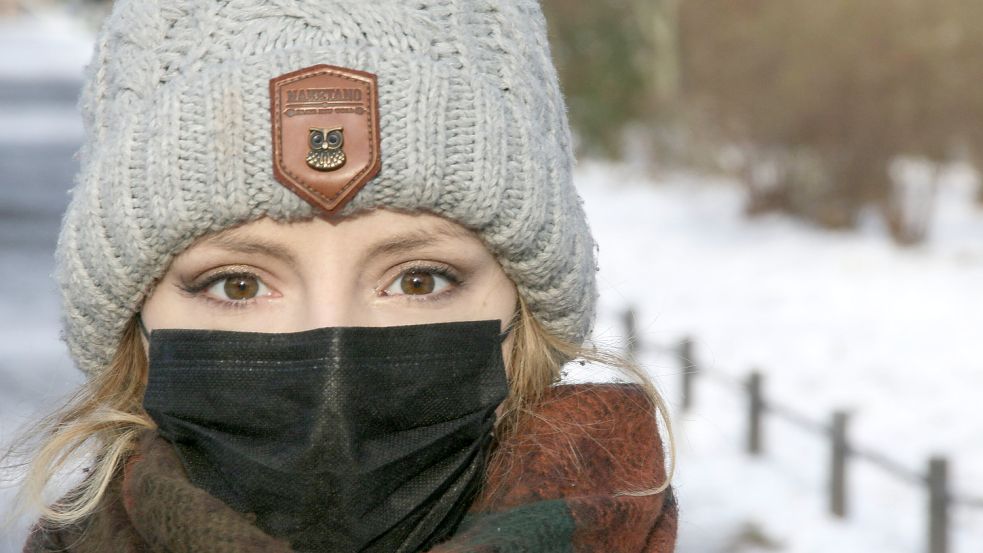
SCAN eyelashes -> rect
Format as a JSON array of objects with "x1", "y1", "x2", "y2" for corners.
[
  {"x1": 177, "y1": 268, "x2": 272, "y2": 310},
  {"x1": 381, "y1": 263, "x2": 460, "y2": 299},
  {"x1": 177, "y1": 263, "x2": 463, "y2": 310}
]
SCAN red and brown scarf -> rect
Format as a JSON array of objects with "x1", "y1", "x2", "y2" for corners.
[{"x1": 25, "y1": 384, "x2": 677, "y2": 553}]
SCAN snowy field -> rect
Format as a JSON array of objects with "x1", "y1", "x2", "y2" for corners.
[
  {"x1": 2, "y1": 9, "x2": 983, "y2": 553},
  {"x1": 577, "y1": 162, "x2": 983, "y2": 553}
]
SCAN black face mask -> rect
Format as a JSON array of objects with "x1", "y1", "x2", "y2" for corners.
[{"x1": 141, "y1": 319, "x2": 510, "y2": 553}]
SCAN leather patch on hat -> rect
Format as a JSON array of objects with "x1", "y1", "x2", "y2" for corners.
[{"x1": 270, "y1": 64, "x2": 381, "y2": 214}]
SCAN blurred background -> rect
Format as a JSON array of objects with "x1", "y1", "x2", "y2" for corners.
[{"x1": 1, "y1": 0, "x2": 981, "y2": 551}]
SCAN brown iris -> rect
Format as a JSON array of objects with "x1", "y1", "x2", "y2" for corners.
[
  {"x1": 224, "y1": 275, "x2": 260, "y2": 300},
  {"x1": 400, "y1": 271, "x2": 435, "y2": 295}
]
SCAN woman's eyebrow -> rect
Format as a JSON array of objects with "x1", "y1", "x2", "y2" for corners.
[
  {"x1": 198, "y1": 233, "x2": 301, "y2": 271},
  {"x1": 362, "y1": 222, "x2": 474, "y2": 261}
]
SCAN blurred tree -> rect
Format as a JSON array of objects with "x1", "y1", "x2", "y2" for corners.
[
  {"x1": 0, "y1": 0, "x2": 18, "y2": 17},
  {"x1": 542, "y1": 0, "x2": 679, "y2": 157},
  {"x1": 635, "y1": 0, "x2": 682, "y2": 119},
  {"x1": 680, "y1": 0, "x2": 983, "y2": 243}
]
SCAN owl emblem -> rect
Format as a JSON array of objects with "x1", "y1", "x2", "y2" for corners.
[{"x1": 306, "y1": 127, "x2": 346, "y2": 171}]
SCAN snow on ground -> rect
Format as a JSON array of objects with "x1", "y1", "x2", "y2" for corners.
[
  {"x1": 0, "y1": 9, "x2": 92, "y2": 81},
  {"x1": 0, "y1": 9, "x2": 90, "y2": 145},
  {"x1": 0, "y1": 104, "x2": 83, "y2": 145},
  {"x1": 0, "y1": 10, "x2": 92, "y2": 549},
  {"x1": 574, "y1": 160, "x2": 983, "y2": 552}
]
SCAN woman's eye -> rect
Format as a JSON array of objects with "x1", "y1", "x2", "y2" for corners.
[
  {"x1": 384, "y1": 269, "x2": 453, "y2": 297},
  {"x1": 205, "y1": 274, "x2": 270, "y2": 302}
]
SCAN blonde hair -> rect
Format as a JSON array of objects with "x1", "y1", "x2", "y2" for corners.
[
  {"x1": 2, "y1": 318, "x2": 154, "y2": 527},
  {"x1": 499, "y1": 295, "x2": 676, "y2": 497},
  {"x1": 3, "y1": 295, "x2": 674, "y2": 527}
]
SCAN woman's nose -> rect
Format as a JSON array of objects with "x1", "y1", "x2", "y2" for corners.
[
  {"x1": 299, "y1": 299, "x2": 359, "y2": 330},
  {"x1": 297, "y1": 279, "x2": 374, "y2": 330}
]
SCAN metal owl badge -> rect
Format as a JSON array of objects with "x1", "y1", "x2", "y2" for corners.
[
  {"x1": 307, "y1": 127, "x2": 346, "y2": 171},
  {"x1": 270, "y1": 65, "x2": 381, "y2": 214}
]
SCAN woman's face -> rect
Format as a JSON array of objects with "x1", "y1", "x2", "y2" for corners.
[{"x1": 140, "y1": 209, "x2": 518, "y2": 359}]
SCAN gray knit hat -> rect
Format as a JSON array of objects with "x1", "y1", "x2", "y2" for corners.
[{"x1": 56, "y1": 0, "x2": 598, "y2": 377}]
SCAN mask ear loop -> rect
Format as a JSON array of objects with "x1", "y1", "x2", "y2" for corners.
[
  {"x1": 492, "y1": 312, "x2": 520, "y2": 435},
  {"x1": 499, "y1": 310, "x2": 519, "y2": 343},
  {"x1": 136, "y1": 312, "x2": 151, "y2": 341}
]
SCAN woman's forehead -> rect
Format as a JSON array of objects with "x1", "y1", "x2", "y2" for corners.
[{"x1": 186, "y1": 209, "x2": 486, "y2": 261}]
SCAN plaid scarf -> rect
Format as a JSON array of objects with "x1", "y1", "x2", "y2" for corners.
[{"x1": 24, "y1": 384, "x2": 677, "y2": 553}]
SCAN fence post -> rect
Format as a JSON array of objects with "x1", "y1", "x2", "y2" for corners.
[
  {"x1": 623, "y1": 307, "x2": 638, "y2": 361},
  {"x1": 678, "y1": 337, "x2": 696, "y2": 411},
  {"x1": 928, "y1": 457, "x2": 949, "y2": 553},
  {"x1": 747, "y1": 371, "x2": 764, "y2": 455},
  {"x1": 830, "y1": 411, "x2": 850, "y2": 518}
]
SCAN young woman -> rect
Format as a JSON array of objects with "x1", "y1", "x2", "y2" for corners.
[{"x1": 5, "y1": 1, "x2": 678, "y2": 551}]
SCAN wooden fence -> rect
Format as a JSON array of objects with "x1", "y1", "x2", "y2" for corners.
[{"x1": 620, "y1": 308, "x2": 983, "y2": 553}]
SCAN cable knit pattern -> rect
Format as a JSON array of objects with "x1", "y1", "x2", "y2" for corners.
[{"x1": 56, "y1": 0, "x2": 597, "y2": 376}]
